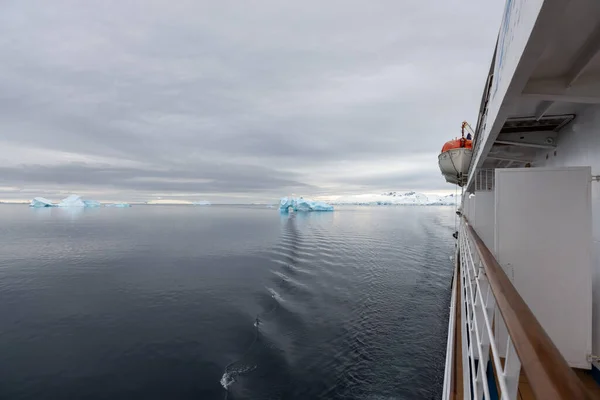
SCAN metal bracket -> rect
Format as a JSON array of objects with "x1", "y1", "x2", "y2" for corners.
[
  {"x1": 495, "y1": 139, "x2": 557, "y2": 149},
  {"x1": 587, "y1": 354, "x2": 600, "y2": 362},
  {"x1": 591, "y1": 175, "x2": 600, "y2": 182}
]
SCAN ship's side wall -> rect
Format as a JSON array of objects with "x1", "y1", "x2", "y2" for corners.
[
  {"x1": 469, "y1": 0, "x2": 546, "y2": 185},
  {"x1": 533, "y1": 104, "x2": 600, "y2": 355},
  {"x1": 484, "y1": 0, "x2": 543, "y2": 139},
  {"x1": 472, "y1": 191, "x2": 495, "y2": 251}
]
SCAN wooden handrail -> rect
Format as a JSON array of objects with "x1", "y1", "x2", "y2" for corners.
[{"x1": 463, "y1": 217, "x2": 593, "y2": 400}]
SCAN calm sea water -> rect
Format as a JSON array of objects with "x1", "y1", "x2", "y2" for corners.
[{"x1": 0, "y1": 204, "x2": 456, "y2": 400}]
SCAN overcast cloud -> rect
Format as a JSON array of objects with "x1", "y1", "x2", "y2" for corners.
[{"x1": 0, "y1": 0, "x2": 504, "y2": 202}]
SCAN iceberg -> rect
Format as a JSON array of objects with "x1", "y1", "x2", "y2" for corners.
[
  {"x1": 279, "y1": 197, "x2": 334, "y2": 212},
  {"x1": 57, "y1": 195, "x2": 86, "y2": 207},
  {"x1": 105, "y1": 203, "x2": 131, "y2": 208},
  {"x1": 82, "y1": 199, "x2": 101, "y2": 207},
  {"x1": 192, "y1": 200, "x2": 211, "y2": 206},
  {"x1": 30, "y1": 195, "x2": 103, "y2": 208},
  {"x1": 30, "y1": 197, "x2": 55, "y2": 207}
]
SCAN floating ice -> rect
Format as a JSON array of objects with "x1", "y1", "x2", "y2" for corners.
[
  {"x1": 105, "y1": 203, "x2": 131, "y2": 208},
  {"x1": 82, "y1": 199, "x2": 101, "y2": 207},
  {"x1": 57, "y1": 195, "x2": 86, "y2": 207},
  {"x1": 220, "y1": 365, "x2": 257, "y2": 390},
  {"x1": 30, "y1": 197, "x2": 55, "y2": 208},
  {"x1": 30, "y1": 195, "x2": 102, "y2": 208},
  {"x1": 220, "y1": 371, "x2": 235, "y2": 389},
  {"x1": 279, "y1": 197, "x2": 334, "y2": 212},
  {"x1": 192, "y1": 200, "x2": 211, "y2": 206}
]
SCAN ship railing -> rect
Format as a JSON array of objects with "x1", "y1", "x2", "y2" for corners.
[
  {"x1": 443, "y1": 217, "x2": 593, "y2": 400},
  {"x1": 441, "y1": 246, "x2": 459, "y2": 399}
]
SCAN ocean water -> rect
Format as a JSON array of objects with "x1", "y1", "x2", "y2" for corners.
[{"x1": 0, "y1": 204, "x2": 456, "y2": 400}]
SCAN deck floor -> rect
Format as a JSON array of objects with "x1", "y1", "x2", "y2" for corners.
[
  {"x1": 516, "y1": 368, "x2": 600, "y2": 399},
  {"x1": 452, "y1": 272, "x2": 463, "y2": 399}
]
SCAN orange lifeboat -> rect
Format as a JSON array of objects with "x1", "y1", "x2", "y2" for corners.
[{"x1": 438, "y1": 122, "x2": 474, "y2": 186}]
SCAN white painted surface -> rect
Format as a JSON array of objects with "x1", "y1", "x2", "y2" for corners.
[
  {"x1": 472, "y1": 191, "x2": 495, "y2": 251},
  {"x1": 469, "y1": 0, "x2": 544, "y2": 185},
  {"x1": 468, "y1": 0, "x2": 576, "y2": 189},
  {"x1": 495, "y1": 167, "x2": 592, "y2": 368},
  {"x1": 442, "y1": 253, "x2": 459, "y2": 400},
  {"x1": 438, "y1": 148, "x2": 472, "y2": 185},
  {"x1": 534, "y1": 104, "x2": 600, "y2": 355},
  {"x1": 464, "y1": 195, "x2": 475, "y2": 223},
  {"x1": 488, "y1": 0, "x2": 542, "y2": 122}
]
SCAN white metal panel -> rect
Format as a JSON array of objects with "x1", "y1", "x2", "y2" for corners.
[
  {"x1": 462, "y1": 195, "x2": 470, "y2": 221},
  {"x1": 495, "y1": 167, "x2": 592, "y2": 368},
  {"x1": 473, "y1": 191, "x2": 495, "y2": 251},
  {"x1": 532, "y1": 104, "x2": 600, "y2": 356},
  {"x1": 465, "y1": 195, "x2": 476, "y2": 223}
]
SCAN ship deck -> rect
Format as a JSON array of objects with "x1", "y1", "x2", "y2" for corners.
[
  {"x1": 449, "y1": 263, "x2": 600, "y2": 400},
  {"x1": 515, "y1": 369, "x2": 600, "y2": 400}
]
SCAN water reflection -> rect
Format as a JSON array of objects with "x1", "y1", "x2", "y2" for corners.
[
  {"x1": 279, "y1": 210, "x2": 335, "y2": 223},
  {"x1": 30, "y1": 206, "x2": 98, "y2": 220}
]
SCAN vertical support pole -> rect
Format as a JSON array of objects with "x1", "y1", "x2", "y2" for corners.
[
  {"x1": 504, "y1": 338, "x2": 522, "y2": 400},
  {"x1": 460, "y1": 229, "x2": 472, "y2": 400}
]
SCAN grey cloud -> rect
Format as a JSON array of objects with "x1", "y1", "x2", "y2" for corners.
[
  {"x1": 335, "y1": 167, "x2": 451, "y2": 192},
  {"x1": 0, "y1": 0, "x2": 504, "y2": 201},
  {"x1": 0, "y1": 162, "x2": 313, "y2": 194}
]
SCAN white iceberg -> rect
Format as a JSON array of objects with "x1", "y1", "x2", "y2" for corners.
[
  {"x1": 30, "y1": 195, "x2": 103, "y2": 208},
  {"x1": 57, "y1": 195, "x2": 86, "y2": 207},
  {"x1": 105, "y1": 203, "x2": 131, "y2": 208},
  {"x1": 279, "y1": 197, "x2": 334, "y2": 212},
  {"x1": 82, "y1": 199, "x2": 101, "y2": 207},
  {"x1": 30, "y1": 197, "x2": 55, "y2": 208},
  {"x1": 192, "y1": 200, "x2": 211, "y2": 206}
]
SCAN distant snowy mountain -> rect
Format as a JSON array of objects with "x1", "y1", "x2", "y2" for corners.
[{"x1": 328, "y1": 191, "x2": 457, "y2": 206}]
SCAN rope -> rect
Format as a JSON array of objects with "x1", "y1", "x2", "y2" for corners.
[{"x1": 454, "y1": 184, "x2": 458, "y2": 234}]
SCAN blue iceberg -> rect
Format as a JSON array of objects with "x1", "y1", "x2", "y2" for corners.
[
  {"x1": 279, "y1": 197, "x2": 334, "y2": 212},
  {"x1": 30, "y1": 195, "x2": 102, "y2": 208},
  {"x1": 30, "y1": 197, "x2": 55, "y2": 208},
  {"x1": 192, "y1": 200, "x2": 211, "y2": 206},
  {"x1": 105, "y1": 203, "x2": 131, "y2": 208}
]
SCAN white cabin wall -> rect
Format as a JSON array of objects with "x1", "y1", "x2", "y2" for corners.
[
  {"x1": 463, "y1": 195, "x2": 475, "y2": 223},
  {"x1": 494, "y1": 167, "x2": 592, "y2": 367},
  {"x1": 471, "y1": 190, "x2": 504, "y2": 356},
  {"x1": 534, "y1": 104, "x2": 600, "y2": 355},
  {"x1": 472, "y1": 191, "x2": 495, "y2": 251}
]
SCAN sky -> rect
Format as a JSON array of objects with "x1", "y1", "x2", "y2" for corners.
[{"x1": 0, "y1": 0, "x2": 505, "y2": 203}]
